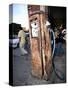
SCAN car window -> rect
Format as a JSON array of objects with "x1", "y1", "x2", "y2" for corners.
[{"x1": 9, "y1": 35, "x2": 18, "y2": 39}]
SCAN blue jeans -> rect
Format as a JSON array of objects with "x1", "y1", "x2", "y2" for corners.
[{"x1": 55, "y1": 42, "x2": 64, "y2": 56}]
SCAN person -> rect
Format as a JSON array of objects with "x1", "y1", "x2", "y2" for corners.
[
  {"x1": 55, "y1": 24, "x2": 64, "y2": 56},
  {"x1": 18, "y1": 27, "x2": 28, "y2": 55}
]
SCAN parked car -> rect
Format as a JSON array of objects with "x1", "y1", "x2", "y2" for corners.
[{"x1": 9, "y1": 35, "x2": 19, "y2": 48}]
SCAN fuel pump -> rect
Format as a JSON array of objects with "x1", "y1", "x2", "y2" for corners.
[{"x1": 29, "y1": 11, "x2": 52, "y2": 80}]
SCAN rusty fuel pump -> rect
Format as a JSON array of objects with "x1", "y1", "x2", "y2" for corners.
[{"x1": 28, "y1": 11, "x2": 52, "y2": 80}]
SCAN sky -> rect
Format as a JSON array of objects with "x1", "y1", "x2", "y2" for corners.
[{"x1": 9, "y1": 4, "x2": 29, "y2": 29}]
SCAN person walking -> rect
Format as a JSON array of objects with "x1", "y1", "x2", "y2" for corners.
[{"x1": 18, "y1": 27, "x2": 28, "y2": 55}]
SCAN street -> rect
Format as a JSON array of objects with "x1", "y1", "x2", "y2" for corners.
[{"x1": 13, "y1": 43, "x2": 66, "y2": 86}]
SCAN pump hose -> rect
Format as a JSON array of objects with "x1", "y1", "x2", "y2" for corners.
[
  {"x1": 52, "y1": 56, "x2": 65, "y2": 80},
  {"x1": 50, "y1": 29, "x2": 65, "y2": 80}
]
